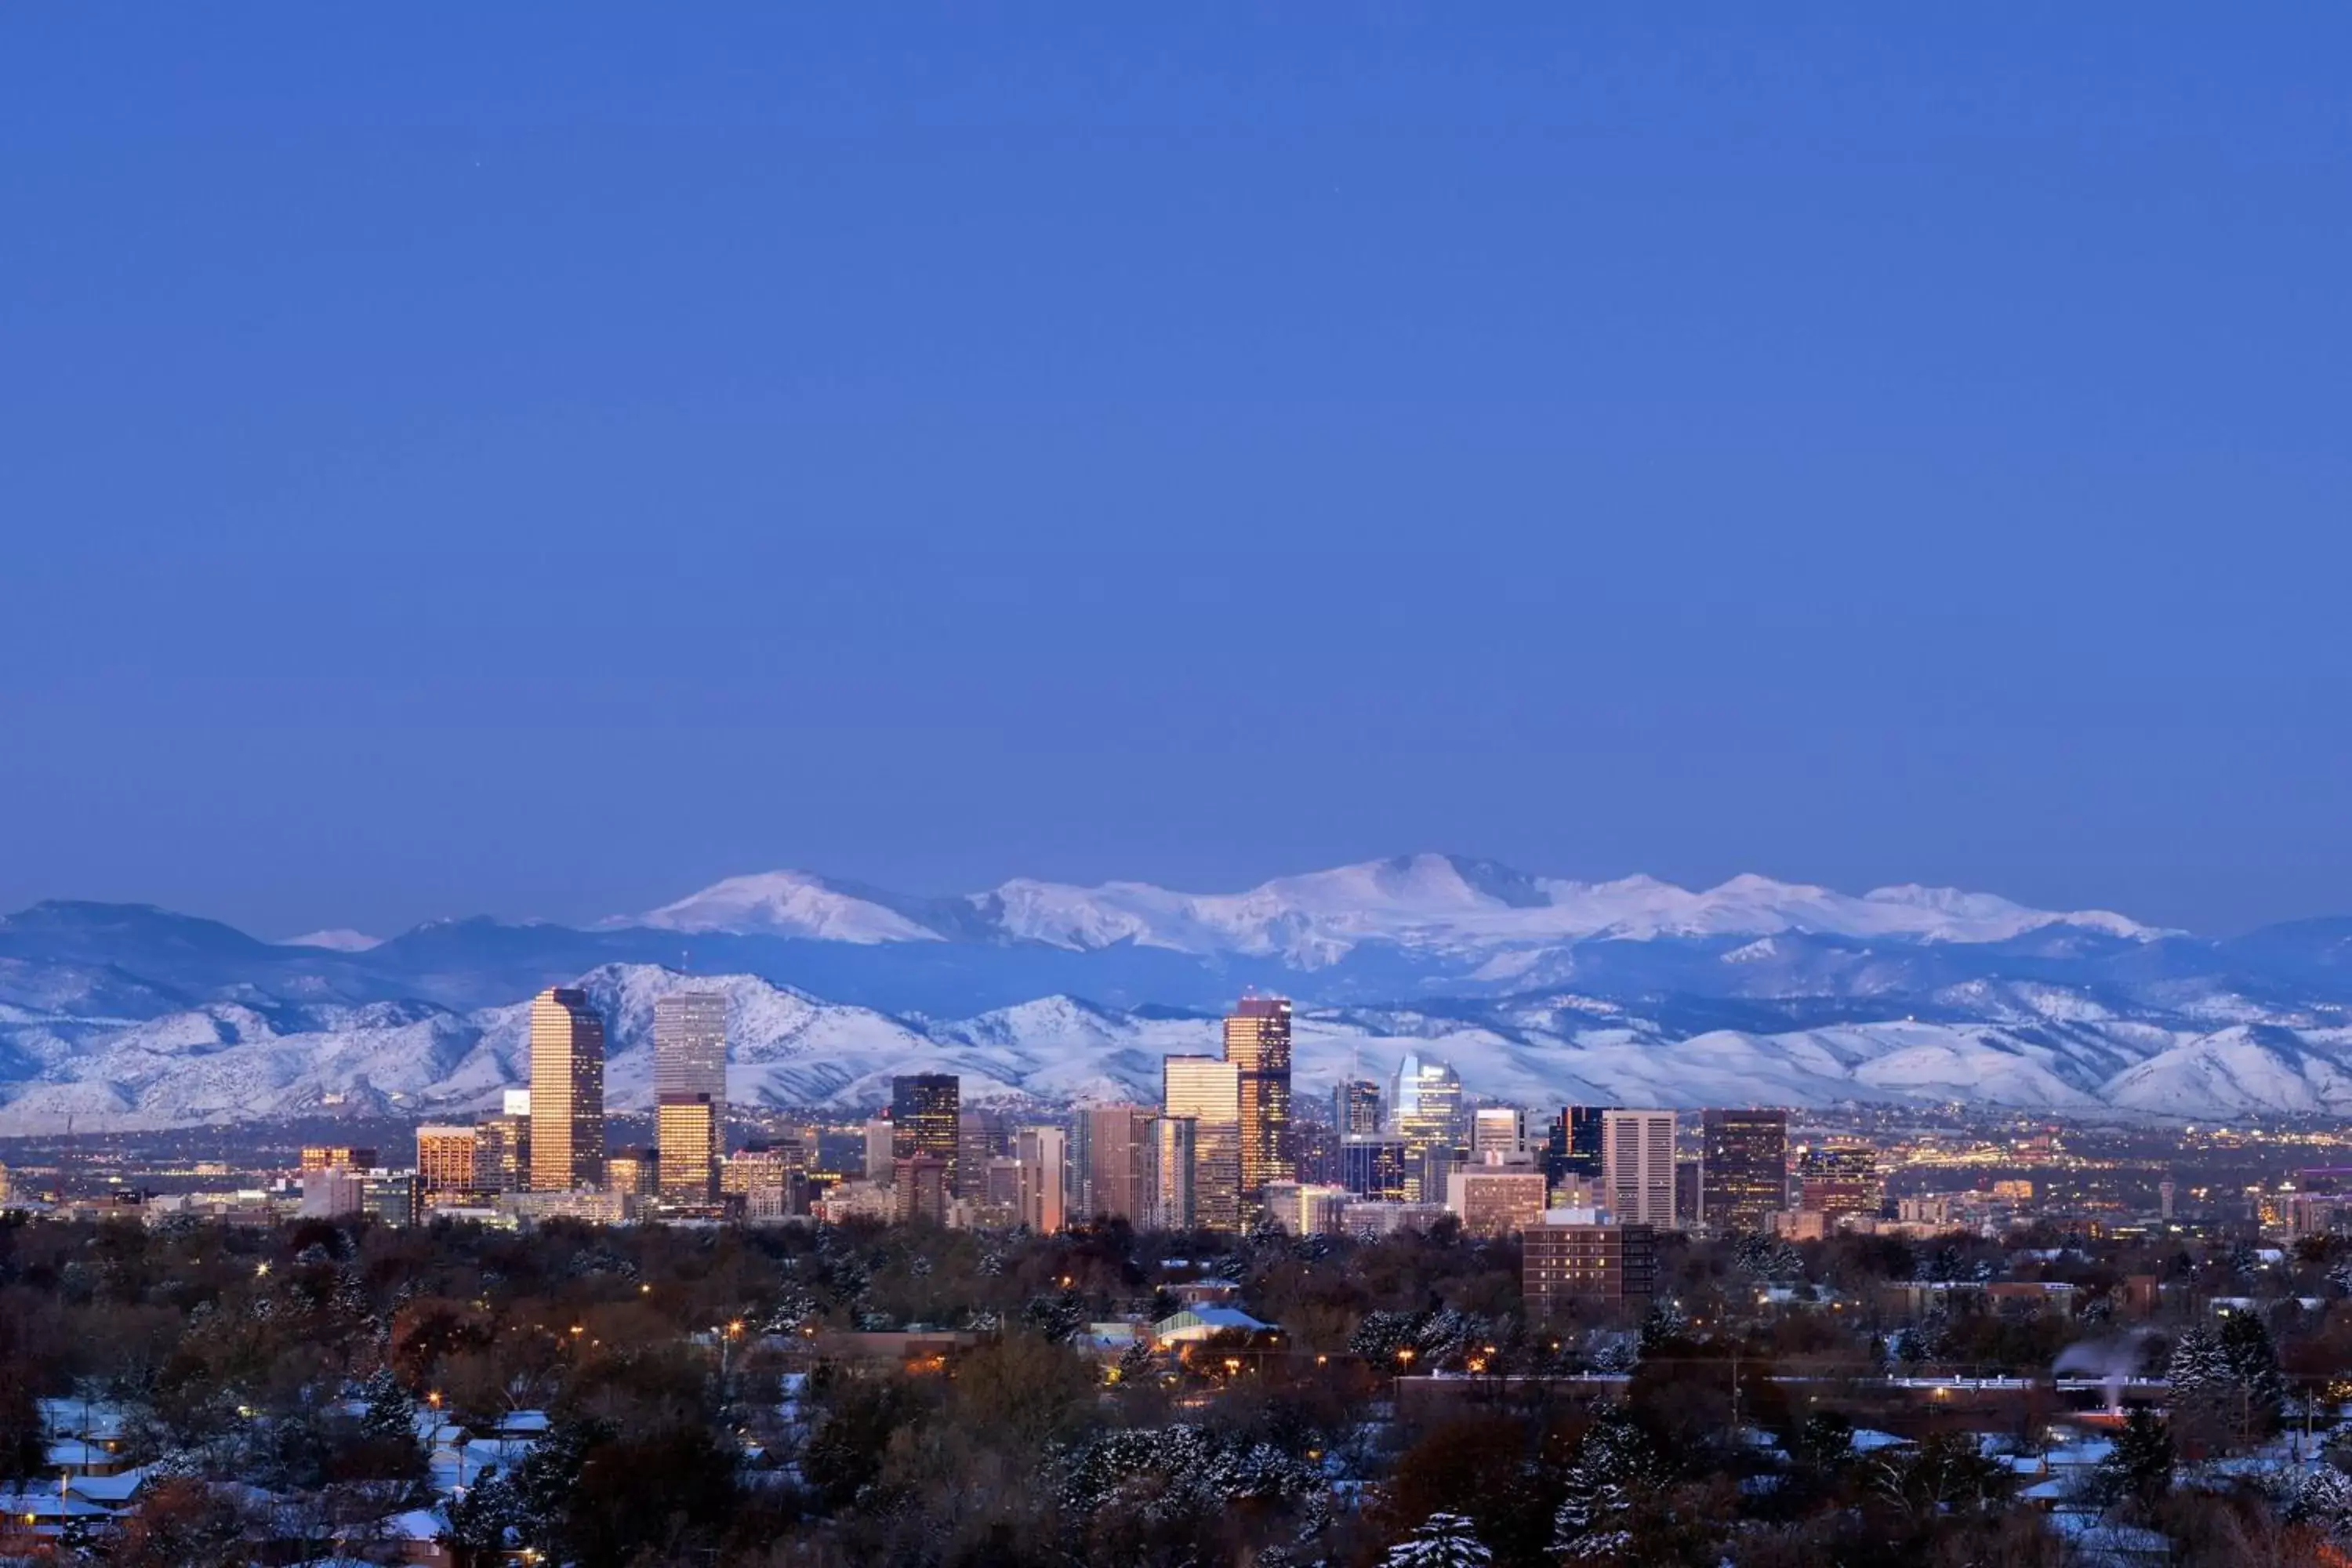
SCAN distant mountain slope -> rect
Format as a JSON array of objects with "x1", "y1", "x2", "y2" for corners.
[
  {"x1": 2, "y1": 859, "x2": 2343, "y2": 1131},
  {"x1": 3, "y1": 960, "x2": 2351, "y2": 1132}
]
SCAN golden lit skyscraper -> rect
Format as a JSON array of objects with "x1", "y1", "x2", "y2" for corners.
[
  {"x1": 1149, "y1": 1115, "x2": 1197, "y2": 1230},
  {"x1": 528, "y1": 987, "x2": 606, "y2": 1192},
  {"x1": 415, "y1": 1125, "x2": 483, "y2": 1196},
  {"x1": 654, "y1": 993, "x2": 727, "y2": 1203},
  {"x1": 1223, "y1": 996, "x2": 1293, "y2": 1204},
  {"x1": 657, "y1": 1096, "x2": 719, "y2": 1203},
  {"x1": 1162, "y1": 1054, "x2": 1241, "y2": 1230}
]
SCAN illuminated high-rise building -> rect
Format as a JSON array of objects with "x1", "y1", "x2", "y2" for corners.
[
  {"x1": 657, "y1": 1096, "x2": 720, "y2": 1203},
  {"x1": 1448, "y1": 1167, "x2": 1549, "y2": 1238},
  {"x1": 960, "y1": 1108, "x2": 1011, "y2": 1196},
  {"x1": 721, "y1": 1147, "x2": 798, "y2": 1221},
  {"x1": 1472, "y1": 1106, "x2": 1530, "y2": 1162},
  {"x1": 1149, "y1": 1116, "x2": 1197, "y2": 1230},
  {"x1": 1524, "y1": 1220, "x2": 1657, "y2": 1318},
  {"x1": 652, "y1": 993, "x2": 728, "y2": 1103},
  {"x1": 1162, "y1": 1055, "x2": 1241, "y2": 1230},
  {"x1": 1547, "y1": 1105, "x2": 1607, "y2": 1186},
  {"x1": 1334, "y1": 1079, "x2": 1383, "y2": 1136},
  {"x1": 1388, "y1": 1054, "x2": 1463, "y2": 1200},
  {"x1": 1798, "y1": 1139, "x2": 1882, "y2": 1218},
  {"x1": 528, "y1": 987, "x2": 606, "y2": 1192},
  {"x1": 1224, "y1": 996, "x2": 1294, "y2": 1203},
  {"x1": 1083, "y1": 1104, "x2": 1156, "y2": 1224},
  {"x1": 475, "y1": 1088, "x2": 530, "y2": 1192},
  {"x1": 1700, "y1": 1108, "x2": 1788, "y2": 1233},
  {"x1": 1338, "y1": 1133, "x2": 1408, "y2": 1200},
  {"x1": 604, "y1": 1150, "x2": 652, "y2": 1197},
  {"x1": 653, "y1": 993, "x2": 727, "y2": 1204},
  {"x1": 416, "y1": 1126, "x2": 482, "y2": 1196},
  {"x1": 1601, "y1": 1109, "x2": 1676, "y2": 1228},
  {"x1": 1016, "y1": 1125, "x2": 1068, "y2": 1233},
  {"x1": 893, "y1": 1154, "x2": 951, "y2": 1225},
  {"x1": 891, "y1": 1074, "x2": 961, "y2": 1192}
]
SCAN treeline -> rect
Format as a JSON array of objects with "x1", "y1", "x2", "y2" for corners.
[{"x1": 2, "y1": 1213, "x2": 2350, "y2": 1564}]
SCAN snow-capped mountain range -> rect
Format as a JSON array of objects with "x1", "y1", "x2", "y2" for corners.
[
  {"x1": 1, "y1": 854, "x2": 2348, "y2": 1130},
  {"x1": 633, "y1": 855, "x2": 2160, "y2": 960}
]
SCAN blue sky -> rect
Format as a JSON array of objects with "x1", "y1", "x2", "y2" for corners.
[{"x1": 3, "y1": 8, "x2": 2348, "y2": 937}]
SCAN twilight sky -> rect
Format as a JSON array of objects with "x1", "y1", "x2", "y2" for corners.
[{"x1": 3, "y1": 7, "x2": 2349, "y2": 938}]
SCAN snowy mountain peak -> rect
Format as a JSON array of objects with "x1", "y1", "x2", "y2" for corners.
[
  {"x1": 632, "y1": 870, "x2": 945, "y2": 943},
  {"x1": 279, "y1": 928, "x2": 383, "y2": 953},
  {"x1": 629, "y1": 855, "x2": 2166, "y2": 960}
]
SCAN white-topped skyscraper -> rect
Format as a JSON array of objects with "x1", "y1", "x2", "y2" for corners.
[
  {"x1": 1602, "y1": 1109, "x2": 1678, "y2": 1228},
  {"x1": 654, "y1": 992, "x2": 728, "y2": 1105}
]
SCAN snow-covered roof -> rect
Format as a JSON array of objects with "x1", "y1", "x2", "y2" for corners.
[
  {"x1": 67, "y1": 1467, "x2": 151, "y2": 1505},
  {"x1": 0, "y1": 1488, "x2": 114, "y2": 1519},
  {"x1": 45, "y1": 1439, "x2": 123, "y2": 1468},
  {"x1": 1153, "y1": 1306, "x2": 1273, "y2": 1338},
  {"x1": 385, "y1": 1506, "x2": 447, "y2": 1542}
]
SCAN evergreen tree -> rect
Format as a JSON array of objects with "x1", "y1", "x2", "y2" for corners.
[
  {"x1": 1113, "y1": 1338, "x2": 1157, "y2": 1386},
  {"x1": 1636, "y1": 1300, "x2": 1687, "y2": 1356},
  {"x1": 359, "y1": 1366, "x2": 418, "y2": 1447},
  {"x1": 1550, "y1": 1410, "x2": 1653, "y2": 1560},
  {"x1": 2288, "y1": 1466, "x2": 2352, "y2": 1541},
  {"x1": 1794, "y1": 1410, "x2": 1856, "y2": 1472},
  {"x1": 1020, "y1": 1290, "x2": 1086, "y2": 1344},
  {"x1": 2165, "y1": 1327, "x2": 2230, "y2": 1396},
  {"x1": 1381, "y1": 1511, "x2": 1492, "y2": 1568},
  {"x1": 2092, "y1": 1408, "x2": 2172, "y2": 1506},
  {"x1": 353, "y1": 1364, "x2": 429, "y2": 1485},
  {"x1": 441, "y1": 1467, "x2": 518, "y2": 1568},
  {"x1": 2218, "y1": 1308, "x2": 2285, "y2": 1428},
  {"x1": 1350, "y1": 1309, "x2": 1421, "y2": 1363}
]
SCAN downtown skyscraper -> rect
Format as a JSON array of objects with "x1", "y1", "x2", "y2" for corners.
[
  {"x1": 891, "y1": 1073, "x2": 962, "y2": 1193},
  {"x1": 1389, "y1": 1054, "x2": 1463, "y2": 1201},
  {"x1": 1224, "y1": 996, "x2": 1293, "y2": 1204},
  {"x1": 1333, "y1": 1078, "x2": 1383, "y2": 1135},
  {"x1": 654, "y1": 992, "x2": 728, "y2": 1203},
  {"x1": 528, "y1": 987, "x2": 606, "y2": 1192},
  {"x1": 1601, "y1": 1109, "x2": 1677, "y2": 1229},
  {"x1": 1081, "y1": 1104, "x2": 1156, "y2": 1225},
  {"x1": 1162, "y1": 1054, "x2": 1242, "y2": 1230},
  {"x1": 1700, "y1": 1107, "x2": 1788, "y2": 1233}
]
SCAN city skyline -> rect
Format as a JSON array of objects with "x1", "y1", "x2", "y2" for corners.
[{"x1": 9, "y1": 10, "x2": 2343, "y2": 1560}]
